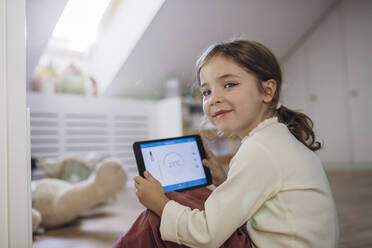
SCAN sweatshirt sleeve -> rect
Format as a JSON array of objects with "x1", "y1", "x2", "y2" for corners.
[{"x1": 160, "y1": 139, "x2": 281, "y2": 248}]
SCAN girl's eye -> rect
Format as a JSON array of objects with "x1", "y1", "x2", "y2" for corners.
[
  {"x1": 225, "y1": 82, "x2": 237, "y2": 88},
  {"x1": 201, "y1": 90, "x2": 211, "y2": 97}
]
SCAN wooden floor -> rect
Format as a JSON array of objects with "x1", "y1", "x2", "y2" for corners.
[
  {"x1": 33, "y1": 187, "x2": 145, "y2": 248},
  {"x1": 327, "y1": 170, "x2": 372, "y2": 248},
  {"x1": 33, "y1": 170, "x2": 372, "y2": 248}
]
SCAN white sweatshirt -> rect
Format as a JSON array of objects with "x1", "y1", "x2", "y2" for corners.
[{"x1": 160, "y1": 117, "x2": 339, "y2": 248}]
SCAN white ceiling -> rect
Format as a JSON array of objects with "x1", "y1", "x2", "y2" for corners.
[{"x1": 27, "y1": 0, "x2": 339, "y2": 99}]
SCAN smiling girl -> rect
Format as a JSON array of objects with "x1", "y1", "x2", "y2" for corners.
[{"x1": 114, "y1": 40, "x2": 339, "y2": 248}]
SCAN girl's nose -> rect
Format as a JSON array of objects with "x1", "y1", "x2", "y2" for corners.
[{"x1": 209, "y1": 89, "x2": 223, "y2": 106}]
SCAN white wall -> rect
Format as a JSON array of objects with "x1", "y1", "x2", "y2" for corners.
[
  {"x1": 155, "y1": 97, "x2": 183, "y2": 139},
  {"x1": 282, "y1": 0, "x2": 372, "y2": 169}
]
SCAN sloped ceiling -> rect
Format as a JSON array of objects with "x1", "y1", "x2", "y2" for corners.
[
  {"x1": 26, "y1": 0, "x2": 339, "y2": 99},
  {"x1": 104, "y1": 0, "x2": 338, "y2": 99},
  {"x1": 26, "y1": 0, "x2": 68, "y2": 89}
]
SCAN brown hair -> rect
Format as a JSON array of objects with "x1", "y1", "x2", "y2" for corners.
[{"x1": 195, "y1": 40, "x2": 321, "y2": 151}]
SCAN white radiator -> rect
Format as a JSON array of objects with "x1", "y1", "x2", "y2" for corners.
[{"x1": 27, "y1": 93, "x2": 160, "y2": 180}]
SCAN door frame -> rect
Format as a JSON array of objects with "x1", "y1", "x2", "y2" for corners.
[{"x1": 0, "y1": 0, "x2": 32, "y2": 247}]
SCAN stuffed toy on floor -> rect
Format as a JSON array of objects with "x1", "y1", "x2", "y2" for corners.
[
  {"x1": 37, "y1": 153, "x2": 110, "y2": 183},
  {"x1": 32, "y1": 159, "x2": 127, "y2": 232}
]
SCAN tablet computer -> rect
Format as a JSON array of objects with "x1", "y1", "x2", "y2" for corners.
[{"x1": 133, "y1": 135, "x2": 212, "y2": 192}]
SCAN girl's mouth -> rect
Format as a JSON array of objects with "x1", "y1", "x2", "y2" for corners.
[{"x1": 213, "y1": 110, "x2": 233, "y2": 118}]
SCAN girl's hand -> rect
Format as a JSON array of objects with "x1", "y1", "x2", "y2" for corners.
[
  {"x1": 202, "y1": 147, "x2": 227, "y2": 187},
  {"x1": 134, "y1": 171, "x2": 170, "y2": 216}
]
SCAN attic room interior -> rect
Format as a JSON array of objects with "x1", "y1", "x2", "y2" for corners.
[{"x1": 1, "y1": 0, "x2": 371, "y2": 247}]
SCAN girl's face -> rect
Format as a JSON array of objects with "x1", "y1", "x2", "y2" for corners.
[{"x1": 200, "y1": 56, "x2": 272, "y2": 138}]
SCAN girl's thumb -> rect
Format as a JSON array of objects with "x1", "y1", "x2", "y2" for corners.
[
  {"x1": 144, "y1": 171, "x2": 157, "y2": 182},
  {"x1": 144, "y1": 171, "x2": 152, "y2": 179}
]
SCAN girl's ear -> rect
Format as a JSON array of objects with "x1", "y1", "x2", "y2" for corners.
[{"x1": 262, "y1": 79, "x2": 277, "y2": 103}]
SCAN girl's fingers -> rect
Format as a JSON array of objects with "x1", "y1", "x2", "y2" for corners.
[
  {"x1": 134, "y1": 176, "x2": 142, "y2": 183},
  {"x1": 134, "y1": 175, "x2": 147, "y2": 185},
  {"x1": 202, "y1": 159, "x2": 211, "y2": 167},
  {"x1": 202, "y1": 159, "x2": 208, "y2": 167},
  {"x1": 203, "y1": 158, "x2": 217, "y2": 171},
  {"x1": 144, "y1": 171, "x2": 157, "y2": 183}
]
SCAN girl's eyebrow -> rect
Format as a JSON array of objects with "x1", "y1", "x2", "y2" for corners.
[
  {"x1": 217, "y1": 73, "x2": 240, "y2": 80},
  {"x1": 200, "y1": 74, "x2": 240, "y2": 88}
]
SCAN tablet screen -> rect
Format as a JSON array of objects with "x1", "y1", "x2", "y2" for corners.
[{"x1": 135, "y1": 136, "x2": 210, "y2": 192}]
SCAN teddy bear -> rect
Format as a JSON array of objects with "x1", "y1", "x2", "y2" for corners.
[{"x1": 32, "y1": 159, "x2": 127, "y2": 232}]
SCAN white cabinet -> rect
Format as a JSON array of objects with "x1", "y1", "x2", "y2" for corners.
[
  {"x1": 281, "y1": 46, "x2": 309, "y2": 114},
  {"x1": 304, "y1": 5, "x2": 352, "y2": 163},
  {"x1": 282, "y1": 0, "x2": 372, "y2": 168},
  {"x1": 343, "y1": 0, "x2": 372, "y2": 163}
]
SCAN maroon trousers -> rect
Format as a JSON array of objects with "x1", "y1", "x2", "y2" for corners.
[{"x1": 113, "y1": 187, "x2": 253, "y2": 248}]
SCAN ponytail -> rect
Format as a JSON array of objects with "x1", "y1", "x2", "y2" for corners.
[{"x1": 276, "y1": 106, "x2": 321, "y2": 151}]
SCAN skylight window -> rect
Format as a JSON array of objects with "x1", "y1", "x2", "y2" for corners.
[
  {"x1": 34, "y1": 0, "x2": 165, "y2": 95},
  {"x1": 51, "y1": 0, "x2": 112, "y2": 53}
]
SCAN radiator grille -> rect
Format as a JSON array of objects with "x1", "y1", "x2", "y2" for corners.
[{"x1": 28, "y1": 93, "x2": 155, "y2": 181}]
